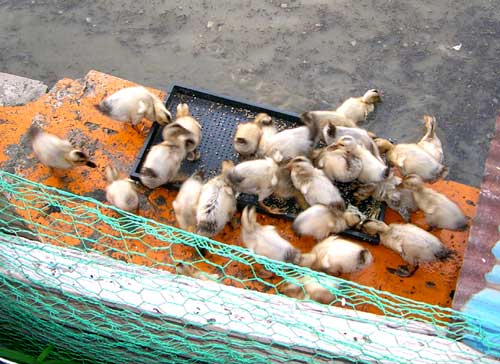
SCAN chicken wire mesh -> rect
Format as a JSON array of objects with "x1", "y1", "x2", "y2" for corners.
[{"x1": 0, "y1": 170, "x2": 498, "y2": 364}]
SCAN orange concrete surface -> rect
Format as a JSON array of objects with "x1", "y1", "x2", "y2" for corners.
[{"x1": 0, "y1": 70, "x2": 479, "y2": 310}]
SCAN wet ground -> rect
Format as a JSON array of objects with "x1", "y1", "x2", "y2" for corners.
[{"x1": 0, "y1": 0, "x2": 499, "y2": 186}]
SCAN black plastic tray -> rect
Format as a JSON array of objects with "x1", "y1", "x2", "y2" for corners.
[{"x1": 130, "y1": 84, "x2": 385, "y2": 244}]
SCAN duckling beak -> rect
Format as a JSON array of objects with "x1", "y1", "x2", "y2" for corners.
[
  {"x1": 285, "y1": 161, "x2": 294, "y2": 170},
  {"x1": 86, "y1": 161, "x2": 97, "y2": 168}
]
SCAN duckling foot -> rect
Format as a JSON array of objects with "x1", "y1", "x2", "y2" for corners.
[
  {"x1": 386, "y1": 264, "x2": 418, "y2": 278},
  {"x1": 186, "y1": 149, "x2": 201, "y2": 162},
  {"x1": 258, "y1": 201, "x2": 287, "y2": 216}
]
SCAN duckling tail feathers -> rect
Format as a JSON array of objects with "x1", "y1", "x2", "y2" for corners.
[
  {"x1": 284, "y1": 248, "x2": 301, "y2": 265},
  {"x1": 97, "y1": 100, "x2": 113, "y2": 116},
  {"x1": 196, "y1": 221, "x2": 218, "y2": 237},
  {"x1": 435, "y1": 247, "x2": 454, "y2": 261},
  {"x1": 141, "y1": 167, "x2": 158, "y2": 179},
  {"x1": 358, "y1": 249, "x2": 373, "y2": 267},
  {"x1": 226, "y1": 169, "x2": 245, "y2": 187},
  {"x1": 27, "y1": 124, "x2": 42, "y2": 141},
  {"x1": 438, "y1": 165, "x2": 449, "y2": 180}
]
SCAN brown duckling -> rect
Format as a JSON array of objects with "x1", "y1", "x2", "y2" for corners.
[
  {"x1": 163, "y1": 103, "x2": 202, "y2": 161},
  {"x1": 287, "y1": 156, "x2": 345, "y2": 210},
  {"x1": 28, "y1": 125, "x2": 97, "y2": 170},
  {"x1": 360, "y1": 219, "x2": 453, "y2": 277},
  {"x1": 297, "y1": 236, "x2": 373, "y2": 275},
  {"x1": 98, "y1": 86, "x2": 171, "y2": 131},
  {"x1": 335, "y1": 136, "x2": 388, "y2": 184},
  {"x1": 173, "y1": 171, "x2": 204, "y2": 232},
  {"x1": 105, "y1": 166, "x2": 139, "y2": 212},
  {"x1": 196, "y1": 161, "x2": 237, "y2": 237},
  {"x1": 292, "y1": 204, "x2": 362, "y2": 241},
  {"x1": 335, "y1": 89, "x2": 382, "y2": 123},
  {"x1": 374, "y1": 137, "x2": 447, "y2": 183},
  {"x1": 240, "y1": 206, "x2": 300, "y2": 262},
  {"x1": 402, "y1": 174, "x2": 468, "y2": 230}
]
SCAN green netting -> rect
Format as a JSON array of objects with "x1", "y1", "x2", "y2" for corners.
[{"x1": 0, "y1": 170, "x2": 498, "y2": 363}]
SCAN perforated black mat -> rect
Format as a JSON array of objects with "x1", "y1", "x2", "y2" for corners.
[{"x1": 130, "y1": 84, "x2": 384, "y2": 244}]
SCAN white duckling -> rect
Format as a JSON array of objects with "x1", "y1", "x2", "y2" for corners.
[
  {"x1": 374, "y1": 137, "x2": 447, "y2": 183},
  {"x1": 417, "y1": 115, "x2": 444, "y2": 163},
  {"x1": 225, "y1": 156, "x2": 282, "y2": 214},
  {"x1": 105, "y1": 166, "x2": 139, "y2": 212},
  {"x1": 233, "y1": 122, "x2": 262, "y2": 157},
  {"x1": 312, "y1": 143, "x2": 363, "y2": 183},
  {"x1": 196, "y1": 161, "x2": 237, "y2": 237},
  {"x1": 173, "y1": 171, "x2": 204, "y2": 232},
  {"x1": 322, "y1": 122, "x2": 383, "y2": 162},
  {"x1": 98, "y1": 86, "x2": 172, "y2": 131},
  {"x1": 139, "y1": 125, "x2": 191, "y2": 189},
  {"x1": 402, "y1": 174, "x2": 468, "y2": 230},
  {"x1": 297, "y1": 236, "x2": 373, "y2": 275},
  {"x1": 292, "y1": 204, "x2": 362, "y2": 241},
  {"x1": 335, "y1": 89, "x2": 382, "y2": 123},
  {"x1": 361, "y1": 219, "x2": 453, "y2": 277},
  {"x1": 262, "y1": 116, "x2": 320, "y2": 162},
  {"x1": 240, "y1": 206, "x2": 300, "y2": 262},
  {"x1": 287, "y1": 156, "x2": 345, "y2": 210},
  {"x1": 163, "y1": 103, "x2": 202, "y2": 161},
  {"x1": 335, "y1": 136, "x2": 389, "y2": 184},
  {"x1": 28, "y1": 125, "x2": 97, "y2": 170},
  {"x1": 255, "y1": 113, "x2": 278, "y2": 156}
]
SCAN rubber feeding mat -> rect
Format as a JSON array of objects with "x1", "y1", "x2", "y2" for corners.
[{"x1": 130, "y1": 84, "x2": 385, "y2": 244}]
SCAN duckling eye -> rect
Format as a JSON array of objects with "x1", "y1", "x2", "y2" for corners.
[{"x1": 235, "y1": 137, "x2": 247, "y2": 145}]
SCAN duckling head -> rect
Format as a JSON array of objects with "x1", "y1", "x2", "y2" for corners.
[
  {"x1": 254, "y1": 113, "x2": 273, "y2": 127},
  {"x1": 360, "y1": 219, "x2": 389, "y2": 235},
  {"x1": 176, "y1": 103, "x2": 191, "y2": 118},
  {"x1": 234, "y1": 123, "x2": 262, "y2": 156},
  {"x1": 401, "y1": 174, "x2": 424, "y2": 191},
  {"x1": 67, "y1": 150, "x2": 96, "y2": 168},
  {"x1": 373, "y1": 138, "x2": 394, "y2": 153},
  {"x1": 362, "y1": 89, "x2": 382, "y2": 104},
  {"x1": 334, "y1": 135, "x2": 358, "y2": 151},
  {"x1": 153, "y1": 100, "x2": 172, "y2": 125}
]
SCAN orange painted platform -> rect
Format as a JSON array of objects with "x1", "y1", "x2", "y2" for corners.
[{"x1": 0, "y1": 70, "x2": 479, "y2": 309}]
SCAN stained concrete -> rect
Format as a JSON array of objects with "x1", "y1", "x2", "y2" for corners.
[{"x1": 0, "y1": 73, "x2": 47, "y2": 106}]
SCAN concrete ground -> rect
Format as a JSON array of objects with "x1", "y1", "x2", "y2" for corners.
[{"x1": 0, "y1": 0, "x2": 499, "y2": 186}]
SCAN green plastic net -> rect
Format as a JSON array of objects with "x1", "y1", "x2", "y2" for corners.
[{"x1": 0, "y1": 170, "x2": 498, "y2": 363}]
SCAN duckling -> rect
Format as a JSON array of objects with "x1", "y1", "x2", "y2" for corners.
[
  {"x1": 287, "y1": 156, "x2": 345, "y2": 210},
  {"x1": 300, "y1": 110, "x2": 357, "y2": 130},
  {"x1": 335, "y1": 136, "x2": 388, "y2": 183},
  {"x1": 196, "y1": 160, "x2": 237, "y2": 237},
  {"x1": 312, "y1": 143, "x2": 362, "y2": 183},
  {"x1": 375, "y1": 137, "x2": 447, "y2": 183},
  {"x1": 225, "y1": 157, "x2": 282, "y2": 214},
  {"x1": 139, "y1": 124, "x2": 192, "y2": 189},
  {"x1": 297, "y1": 236, "x2": 373, "y2": 275},
  {"x1": 322, "y1": 122, "x2": 383, "y2": 162},
  {"x1": 292, "y1": 204, "x2": 362, "y2": 241},
  {"x1": 233, "y1": 122, "x2": 262, "y2": 157},
  {"x1": 173, "y1": 171, "x2": 204, "y2": 232},
  {"x1": 335, "y1": 89, "x2": 381, "y2": 123},
  {"x1": 176, "y1": 263, "x2": 220, "y2": 281},
  {"x1": 402, "y1": 174, "x2": 468, "y2": 230},
  {"x1": 354, "y1": 173, "x2": 417, "y2": 222},
  {"x1": 164, "y1": 103, "x2": 202, "y2": 161},
  {"x1": 98, "y1": 86, "x2": 172, "y2": 131},
  {"x1": 261, "y1": 116, "x2": 320, "y2": 162},
  {"x1": 240, "y1": 206, "x2": 300, "y2": 262},
  {"x1": 104, "y1": 166, "x2": 139, "y2": 212},
  {"x1": 28, "y1": 125, "x2": 97, "y2": 170},
  {"x1": 255, "y1": 113, "x2": 277, "y2": 156},
  {"x1": 283, "y1": 276, "x2": 339, "y2": 304},
  {"x1": 417, "y1": 115, "x2": 443, "y2": 163},
  {"x1": 360, "y1": 219, "x2": 453, "y2": 277}
]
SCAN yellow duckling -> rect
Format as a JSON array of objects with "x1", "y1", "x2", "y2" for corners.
[
  {"x1": 287, "y1": 156, "x2": 345, "y2": 210},
  {"x1": 297, "y1": 236, "x2": 373, "y2": 275},
  {"x1": 417, "y1": 115, "x2": 443, "y2": 163},
  {"x1": 163, "y1": 103, "x2": 202, "y2": 161},
  {"x1": 196, "y1": 161, "x2": 237, "y2": 237},
  {"x1": 28, "y1": 125, "x2": 97, "y2": 170},
  {"x1": 374, "y1": 136, "x2": 447, "y2": 183},
  {"x1": 312, "y1": 143, "x2": 363, "y2": 183},
  {"x1": 139, "y1": 124, "x2": 192, "y2": 189},
  {"x1": 240, "y1": 206, "x2": 300, "y2": 262},
  {"x1": 335, "y1": 136, "x2": 388, "y2": 183},
  {"x1": 98, "y1": 86, "x2": 172, "y2": 131},
  {"x1": 105, "y1": 166, "x2": 139, "y2": 212},
  {"x1": 335, "y1": 89, "x2": 382, "y2": 123},
  {"x1": 292, "y1": 204, "x2": 362, "y2": 241},
  {"x1": 300, "y1": 110, "x2": 357, "y2": 130},
  {"x1": 233, "y1": 113, "x2": 275, "y2": 158},
  {"x1": 173, "y1": 171, "x2": 204, "y2": 232},
  {"x1": 402, "y1": 174, "x2": 468, "y2": 230},
  {"x1": 283, "y1": 275, "x2": 339, "y2": 304},
  {"x1": 255, "y1": 113, "x2": 277, "y2": 156},
  {"x1": 360, "y1": 219, "x2": 453, "y2": 277}
]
